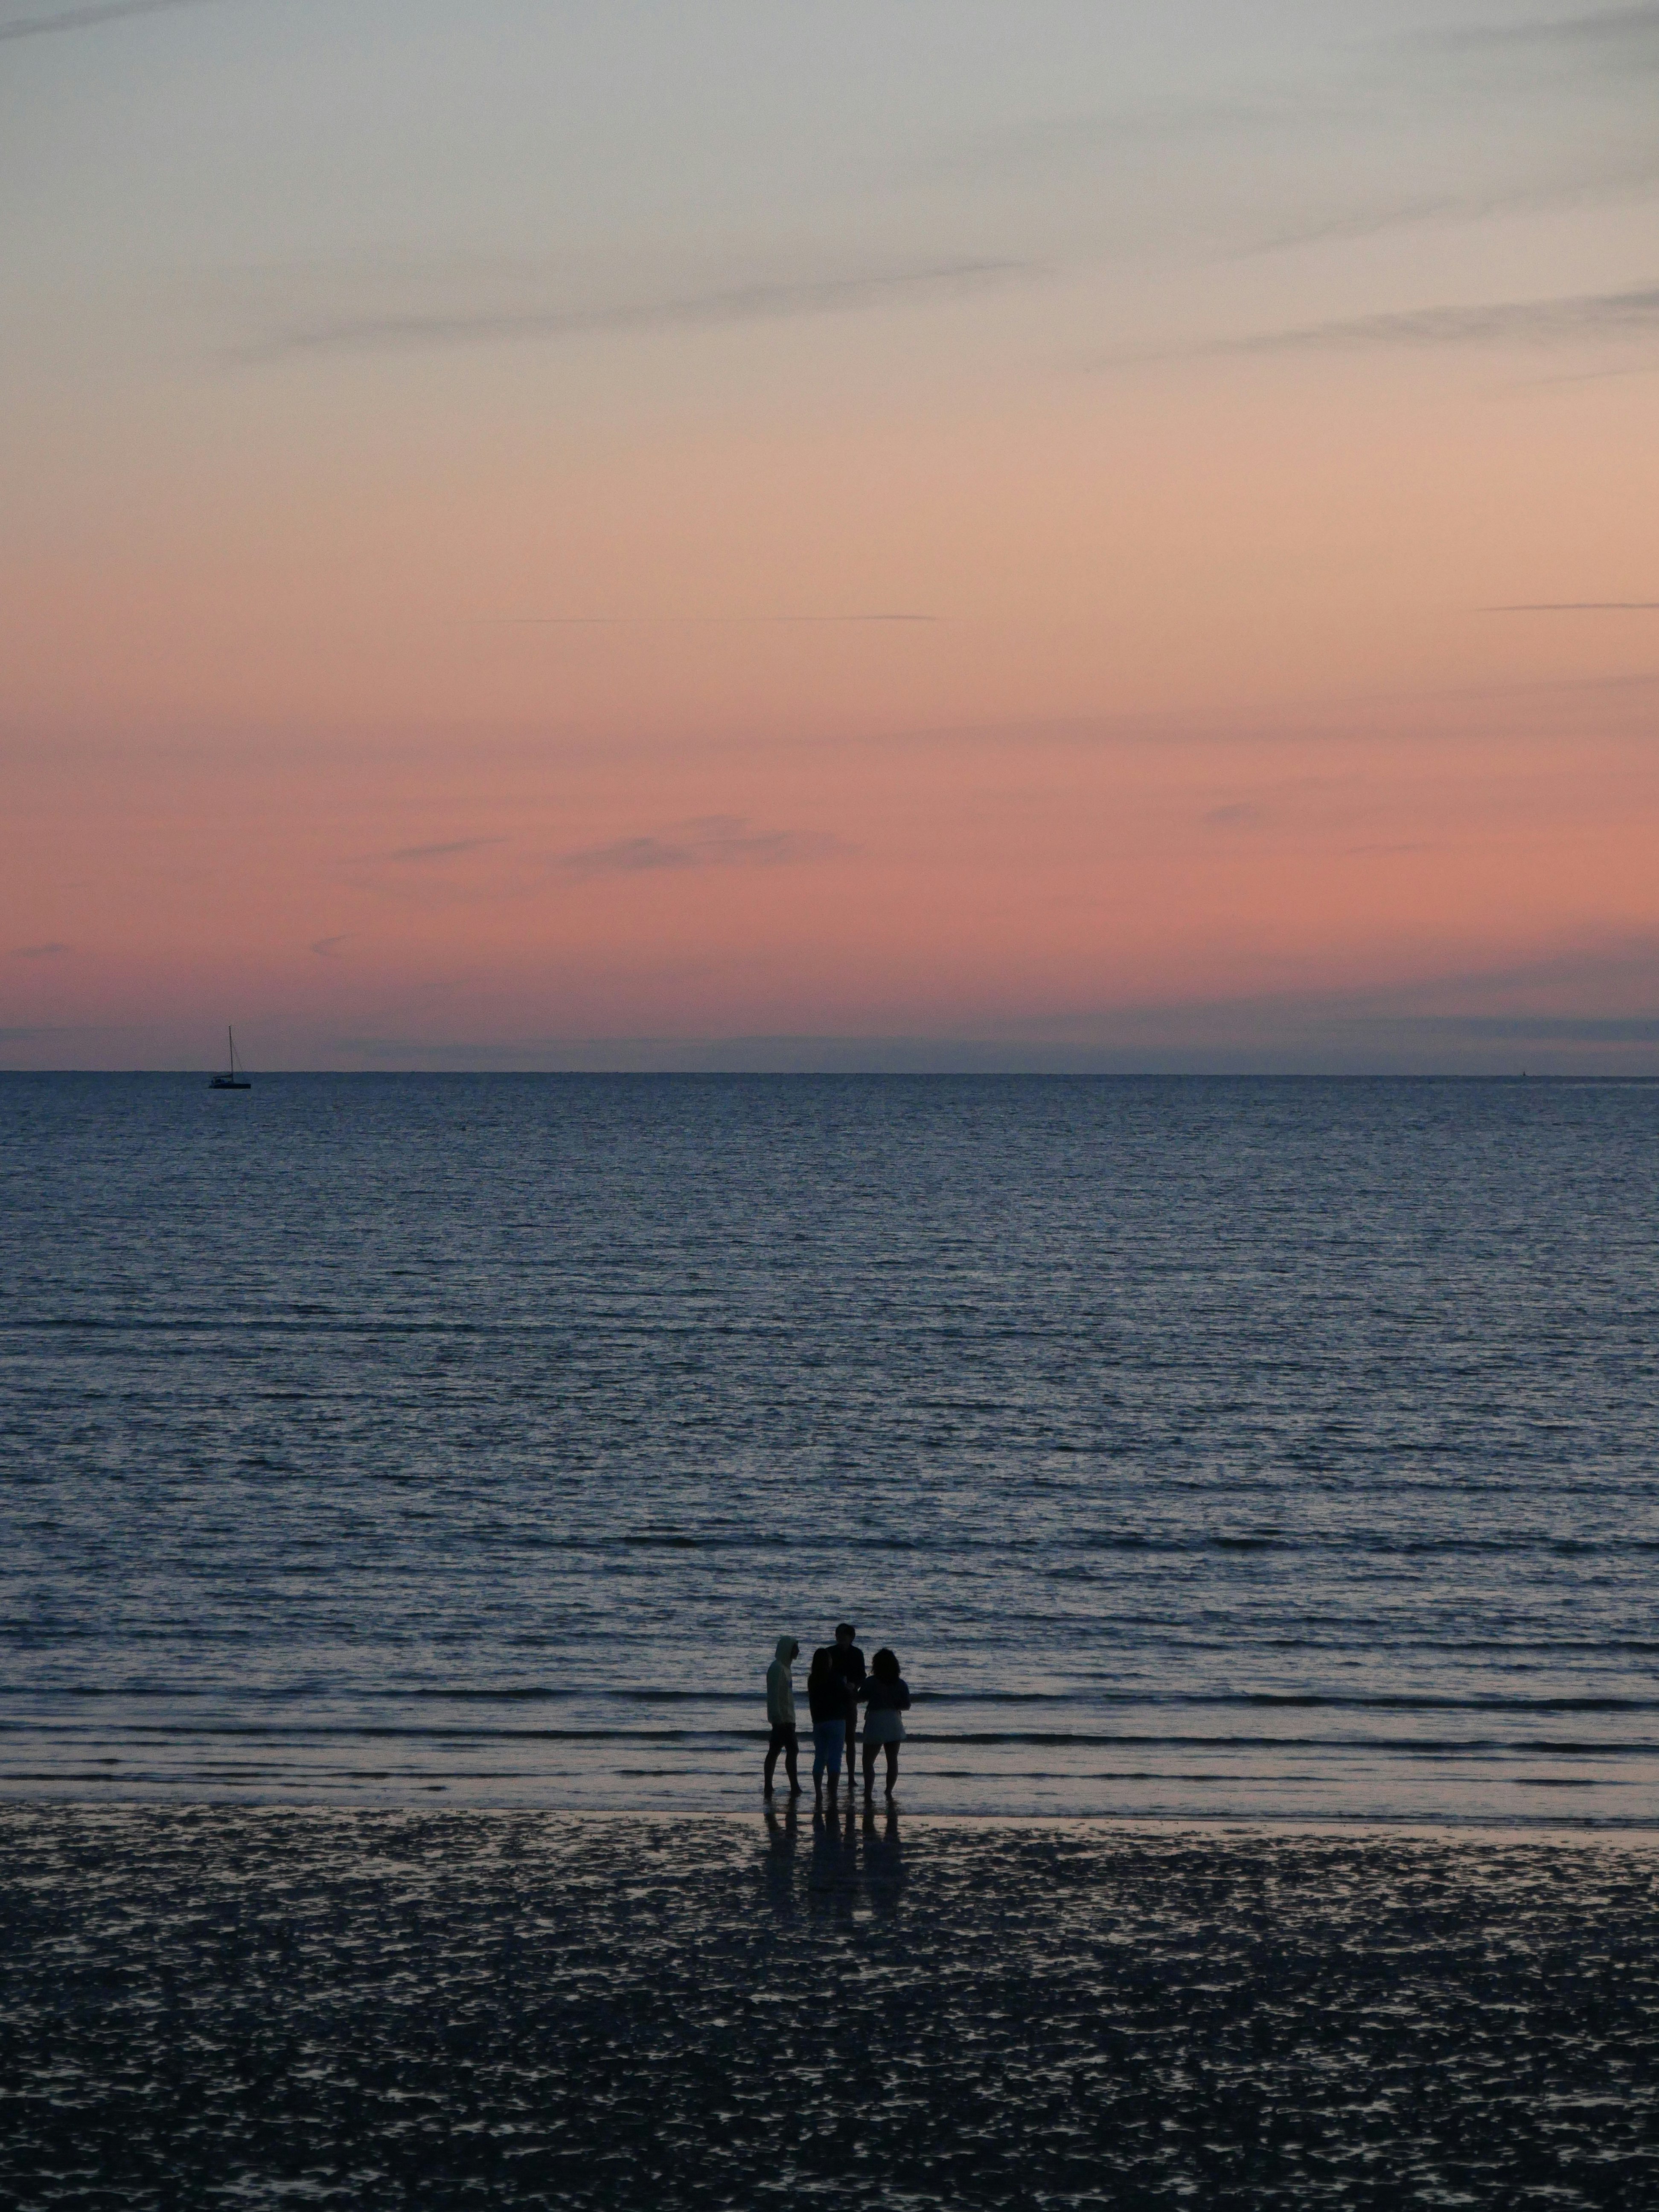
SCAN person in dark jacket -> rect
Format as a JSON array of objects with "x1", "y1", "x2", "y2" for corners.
[
  {"x1": 827, "y1": 1622, "x2": 866, "y2": 1777},
  {"x1": 806, "y1": 1646, "x2": 846, "y2": 1806},
  {"x1": 859, "y1": 1646, "x2": 912, "y2": 1802}
]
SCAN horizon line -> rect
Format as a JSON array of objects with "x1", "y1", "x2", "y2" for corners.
[{"x1": 3, "y1": 1067, "x2": 1654, "y2": 1083}]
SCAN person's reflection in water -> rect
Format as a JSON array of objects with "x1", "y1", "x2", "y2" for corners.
[
  {"x1": 807, "y1": 1795, "x2": 858, "y2": 1920},
  {"x1": 861, "y1": 1802, "x2": 906, "y2": 1918},
  {"x1": 762, "y1": 1795, "x2": 800, "y2": 1916}
]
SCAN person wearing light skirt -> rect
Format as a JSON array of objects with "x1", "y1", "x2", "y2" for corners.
[{"x1": 858, "y1": 1647, "x2": 912, "y2": 1802}]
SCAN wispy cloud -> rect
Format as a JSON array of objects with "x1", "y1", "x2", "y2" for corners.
[
  {"x1": 1449, "y1": 665, "x2": 1659, "y2": 699},
  {"x1": 920, "y1": 10, "x2": 1659, "y2": 243},
  {"x1": 246, "y1": 260, "x2": 1033, "y2": 361},
  {"x1": 1414, "y1": 1013, "x2": 1659, "y2": 1042},
  {"x1": 495, "y1": 612, "x2": 939, "y2": 627},
  {"x1": 388, "y1": 837, "x2": 506, "y2": 863},
  {"x1": 1225, "y1": 148, "x2": 1659, "y2": 265},
  {"x1": 1487, "y1": 600, "x2": 1659, "y2": 612},
  {"x1": 0, "y1": 0, "x2": 221, "y2": 45},
  {"x1": 11, "y1": 940, "x2": 73, "y2": 958},
  {"x1": 1434, "y1": 6, "x2": 1659, "y2": 67},
  {"x1": 1179, "y1": 281, "x2": 1659, "y2": 359},
  {"x1": 562, "y1": 817, "x2": 844, "y2": 880},
  {"x1": 309, "y1": 933, "x2": 349, "y2": 957},
  {"x1": 918, "y1": 86, "x2": 1328, "y2": 190},
  {"x1": 295, "y1": 930, "x2": 1659, "y2": 1073}
]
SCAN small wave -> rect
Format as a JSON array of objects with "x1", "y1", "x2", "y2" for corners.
[
  {"x1": 1217, "y1": 1692, "x2": 1659, "y2": 1714},
  {"x1": 7, "y1": 1718, "x2": 1653, "y2": 1760}
]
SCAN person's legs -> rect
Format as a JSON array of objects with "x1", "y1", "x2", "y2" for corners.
[
  {"x1": 765, "y1": 1721, "x2": 798, "y2": 1795},
  {"x1": 863, "y1": 1739, "x2": 876, "y2": 1799},
  {"x1": 813, "y1": 1720, "x2": 839, "y2": 1800},
  {"x1": 883, "y1": 1742, "x2": 899, "y2": 1797}
]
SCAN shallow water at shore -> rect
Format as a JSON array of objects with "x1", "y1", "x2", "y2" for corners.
[{"x1": 2, "y1": 1805, "x2": 1655, "y2": 2208}]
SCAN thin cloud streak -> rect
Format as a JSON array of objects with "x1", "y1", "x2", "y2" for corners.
[
  {"x1": 11, "y1": 941, "x2": 74, "y2": 958},
  {"x1": 1519, "y1": 358, "x2": 1659, "y2": 387},
  {"x1": 1223, "y1": 152, "x2": 1659, "y2": 265},
  {"x1": 1487, "y1": 601, "x2": 1659, "y2": 612},
  {"x1": 1435, "y1": 6, "x2": 1659, "y2": 63},
  {"x1": 0, "y1": 0, "x2": 223, "y2": 44},
  {"x1": 1008, "y1": 934, "x2": 1659, "y2": 1042},
  {"x1": 1414, "y1": 1014, "x2": 1659, "y2": 1042},
  {"x1": 388, "y1": 837, "x2": 506, "y2": 863},
  {"x1": 562, "y1": 818, "x2": 844, "y2": 880},
  {"x1": 494, "y1": 613, "x2": 940, "y2": 627},
  {"x1": 247, "y1": 260, "x2": 1035, "y2": 361},
  {"x1": 1193, "y1": 282, "x2": 1659, "y2": 359},
  {"x1": 250, "y1": 935, "x2": 1659, "y2": 1072},
  {"x1": 918, "y1": 85, "x2": 1333, "y2": 189}
]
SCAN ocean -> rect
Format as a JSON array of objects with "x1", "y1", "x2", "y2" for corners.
[{"x1": 4, "y1": 1073, "x2": 1656, "y2": 1825}]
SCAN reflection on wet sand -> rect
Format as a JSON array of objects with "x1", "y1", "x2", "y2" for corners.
[
  {"x1": 789, "y1": 1798, "x2": 908, "y2": 1922},
  {"x1": 807, "y1": 1798, "x2": 857, "y2": 1917},
  {"x1": 862, "y1": 1803, "x2": 906, "y2": 1917},
  {"x1": 2, "y1": 1806, "x2": 1654, "y2": 2208},
  {"x1": 770, "y1": 1797, "x2": 907, "y2": 1921},
  {"x1": 762, "y1": 1795, "x2": 799, "y2": 1915}
]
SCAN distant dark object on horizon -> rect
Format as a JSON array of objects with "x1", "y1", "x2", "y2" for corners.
[{"x1": 209, "y1": 1026, "x2": 250, "y2": 1091}]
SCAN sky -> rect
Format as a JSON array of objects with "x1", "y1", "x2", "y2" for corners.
[{"x1": 2, "y1": 0, "x2": 1657, "y2": 1073}]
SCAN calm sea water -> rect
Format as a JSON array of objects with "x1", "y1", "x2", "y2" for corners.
[{"x1": 3, "y1": 1074, "x2": 1656, "y2": 1825}]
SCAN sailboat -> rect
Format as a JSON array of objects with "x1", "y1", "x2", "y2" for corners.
[{"x1": 209, "y1": 1026, "x2": 251, "y2": 1090}]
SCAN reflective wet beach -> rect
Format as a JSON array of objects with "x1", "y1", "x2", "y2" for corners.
[{"x1": 2, "y1": 1806, "x2": 1654, "y2": 2208}]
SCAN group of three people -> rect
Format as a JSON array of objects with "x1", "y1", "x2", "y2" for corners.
[{"x1": 765, "y1": 1623, "x2": 912, "y2": 1806}]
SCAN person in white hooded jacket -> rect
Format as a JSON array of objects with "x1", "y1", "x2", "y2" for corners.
[{"x1": 763, "y1": 1635, "x2": 801, "y2": 1797}]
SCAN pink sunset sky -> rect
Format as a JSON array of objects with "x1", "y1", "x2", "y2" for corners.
[{"x1": 3, "y1": 0, "x2": 1657, "y2": 1071}]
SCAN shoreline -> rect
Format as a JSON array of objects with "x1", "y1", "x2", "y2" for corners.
[{"x1": 5, "y1": 1790, "x2": 1657, "y2": 1847}]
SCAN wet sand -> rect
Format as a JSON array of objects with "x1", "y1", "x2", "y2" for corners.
[{"x1": 2, "y1": 1806, "x2": 1655, "y2": 2208}]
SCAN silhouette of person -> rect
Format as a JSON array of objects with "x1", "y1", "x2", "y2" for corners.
[
  {"x1": 807, "y1": 1645, "x2": 847, "y2": 1808},
  {"x1": 763, "y1": 1635, "x2": 801, "y2": 1798},
  {"x1": 858, "y1": 1646, "x2": 911, "y2": 1803},
  {"x1": 827, "y1": 1622, "x2": 866, "y2": 1781}
]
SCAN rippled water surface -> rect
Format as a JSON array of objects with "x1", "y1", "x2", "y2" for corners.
[{"x1": 3, "y1": 1073, "x2": 1656, "y2": 1822}]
